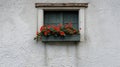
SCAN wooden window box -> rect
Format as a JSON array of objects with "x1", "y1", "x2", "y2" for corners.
[{"x1": 41, "y1": 34, "x2": 80, "y2": 42}]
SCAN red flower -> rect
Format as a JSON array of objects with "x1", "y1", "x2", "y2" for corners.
[
  {"x1": 60, "y1": 31, "x2": 65, "y2": 36},
  {"x1": 44, "y1": 31, "x2": 48, "y2": 36},
  {"x1": 36, "y1": 31, "x2": 39, "y2": 35},
  {"x1": 40, "y1": 26, "x2": 47, "y2": 32},
  {"x1": 51, "y1": 25, "x2": 55, "y2": 28},
  {"x1": 47, "y1": 30, "x2": 51, "y2": 33},
  {"x1": 73, "y1": 30, "x2": 76, "y2": 34},
  {"x1": 54, "y1": 26, "x2": 60, "y2": 32},
  {"x1": 47, "y1": 25, "x2": 51, "y2": 29},
  {"x1": 58, "y1": 23, "x2": 62, "y2": 27},
  {"x1": 65, "y1": 24, "x2": 69, "y2": 28},
  {"x1": 65, "y1": 22, "x2": 73, "y2": 28},
  {"x1": 40, "y1": 26, "x2": 44, "y2": 31}
]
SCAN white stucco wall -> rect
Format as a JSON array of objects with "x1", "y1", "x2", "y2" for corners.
[{"x1": 0, "y1": 0, "x2": 120, "y2": 67}]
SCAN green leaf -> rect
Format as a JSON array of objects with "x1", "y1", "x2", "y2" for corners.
[{"x1": 49, "y1": 28, "x2": 54, "y2": 31}]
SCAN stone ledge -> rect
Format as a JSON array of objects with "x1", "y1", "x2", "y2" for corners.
[{"x1": 35, "y1": 3, "x2": 88, "y2": 8}]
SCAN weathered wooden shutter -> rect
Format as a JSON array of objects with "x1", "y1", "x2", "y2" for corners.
[
  {"x1": 44, "y1": 11, "x2": 62, "y2": 25},
  {"x1": 63, "y1": 11, "x2": 78, "y2": 29}
]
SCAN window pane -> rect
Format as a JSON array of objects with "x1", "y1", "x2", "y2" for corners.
[
  {"x1": 44, "y1": 11, "x2": 62, "y2": 25},
  {"x1": 63, "y1": 11, "x2": 78, "y2": 24},
  {"x1": 63, "y1": 11, "x2": 78, "y2": 29}
]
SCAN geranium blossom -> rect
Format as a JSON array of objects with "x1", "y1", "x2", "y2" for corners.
[
  {"x1": 60, "y1": 31, "x2": 65, "y2": 36},
  {"x1": 37, "y1": 22, "x2": 79, "y2": 37}
]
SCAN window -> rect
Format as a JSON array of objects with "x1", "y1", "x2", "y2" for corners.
[
  {"x1": 35, "y1": 3, "x2": 88, "y2": 42},
  {"x1": 40, "y1": 11, "x2": 80, "y2": 42}
]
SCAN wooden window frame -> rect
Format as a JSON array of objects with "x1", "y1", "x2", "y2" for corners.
[{"x1": 35, "y1": 3, "x2": 88, "y2": 41}]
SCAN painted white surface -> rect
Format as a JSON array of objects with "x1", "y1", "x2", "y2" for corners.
[
  {"x1": 79, "y1": 8, "x2": 85, "y2": 41},
  {"x1": 0, "y1": 0, "x2": 120, "y2": 67},
  {"x1": 38, "y1": 9, "x2": 44, "y2": 32}
]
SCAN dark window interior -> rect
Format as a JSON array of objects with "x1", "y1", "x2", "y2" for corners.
[{"x1": 44, "y1": 11, "x2": 79, "y2": 29}]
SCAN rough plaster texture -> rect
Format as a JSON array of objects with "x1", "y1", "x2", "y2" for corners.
[{"x1": 0, "y1": 0, "x2": 120, "y2": 67}]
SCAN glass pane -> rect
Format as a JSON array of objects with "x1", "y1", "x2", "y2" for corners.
[
  {"x1": 44, "y1": 11, "x2": 62, "y2": 24},
  {"x1": 63, "y1": 11, "x2": 78, "y2": 24}
]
